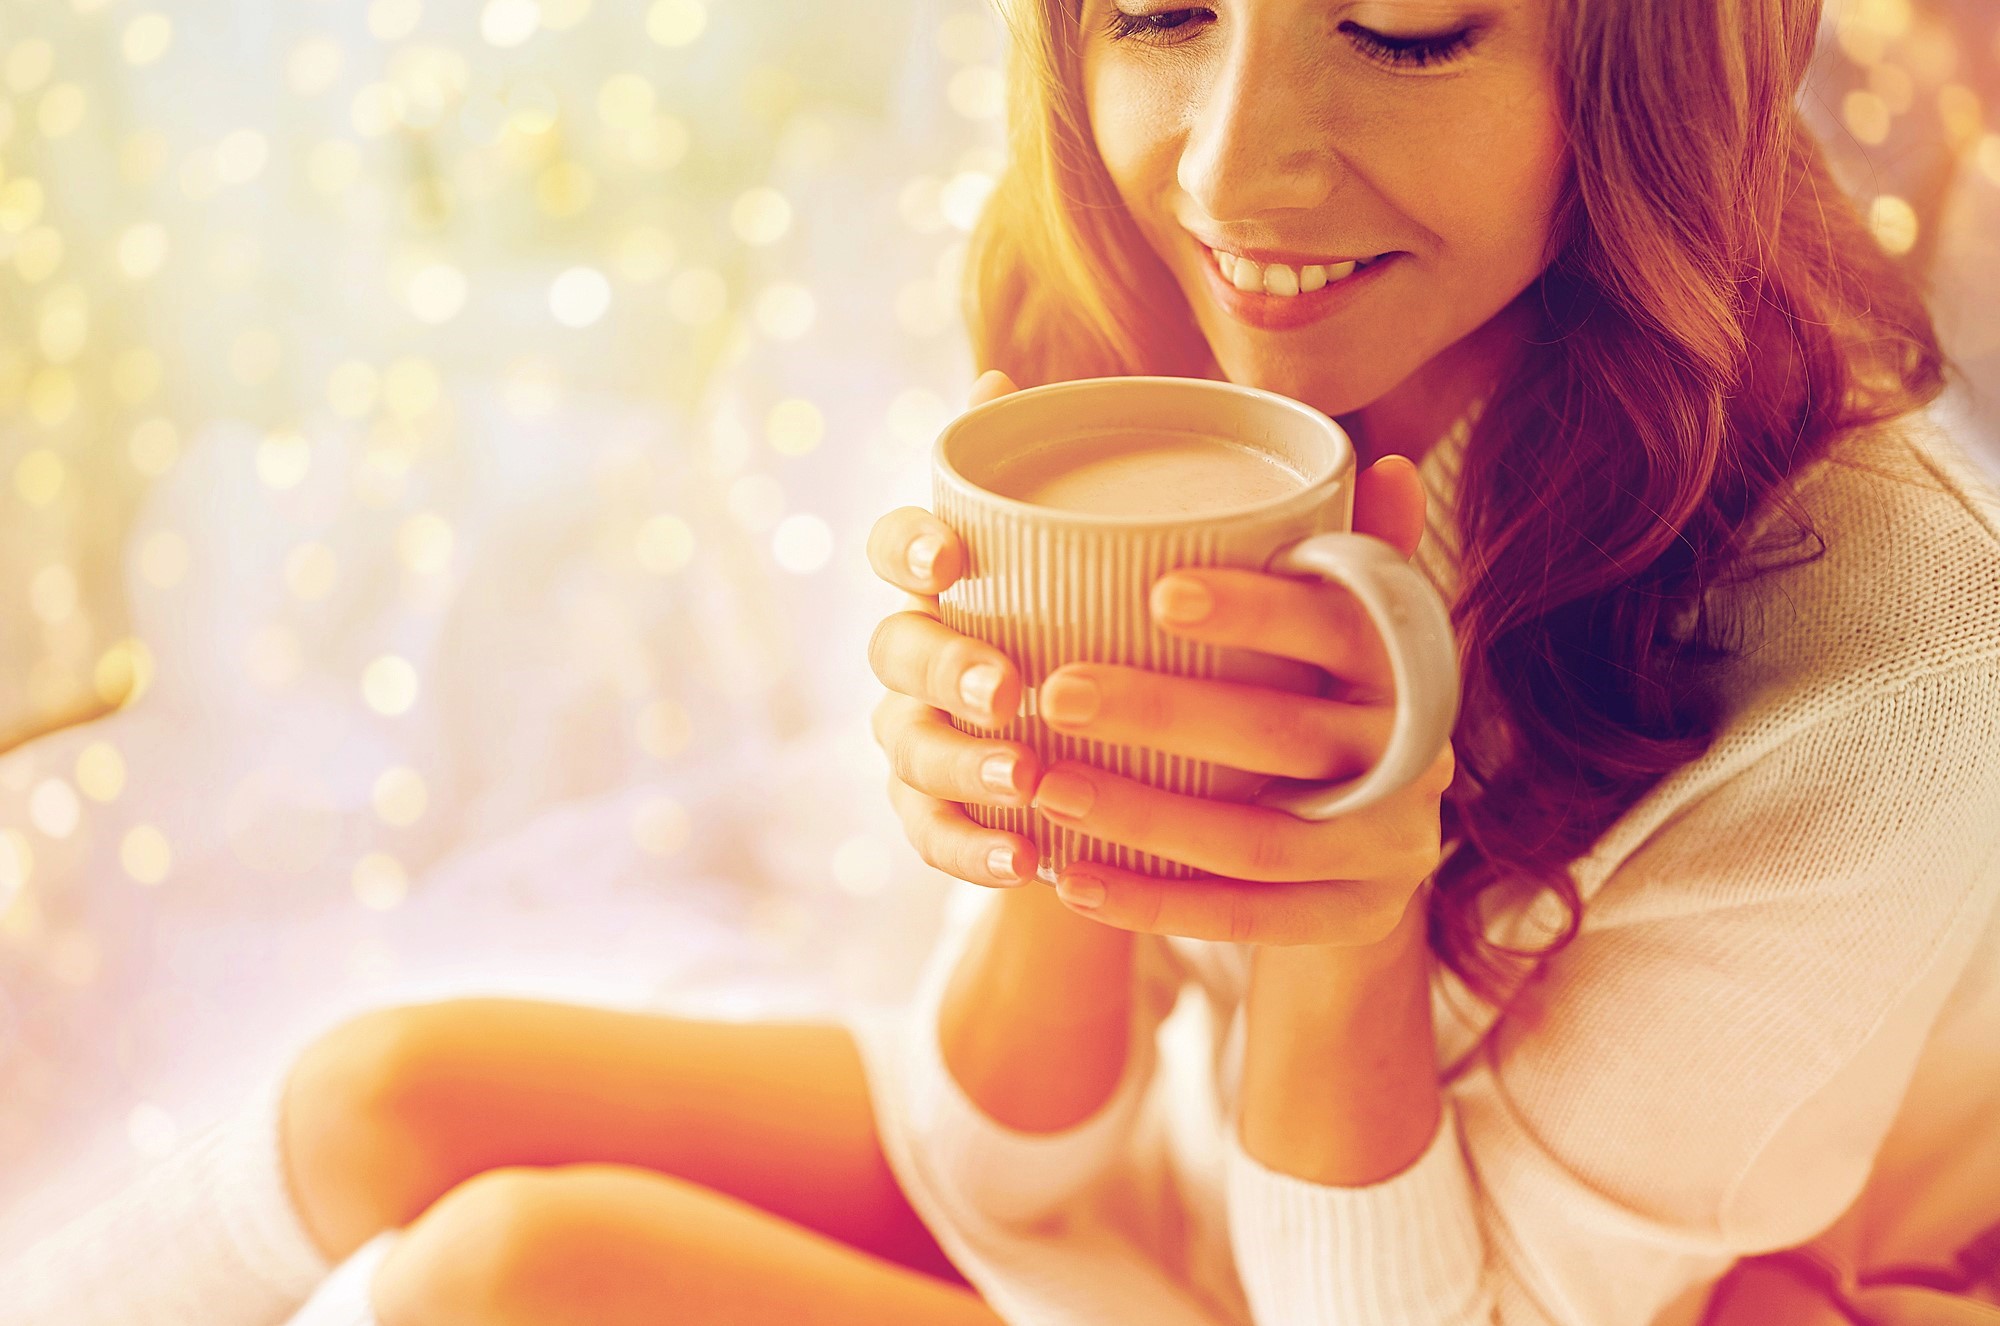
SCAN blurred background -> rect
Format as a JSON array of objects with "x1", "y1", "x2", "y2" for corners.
[{"x1": 0, "y1": 0, "x2": 1996, "y2": 1250}]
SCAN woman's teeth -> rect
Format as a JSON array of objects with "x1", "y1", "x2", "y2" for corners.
[{"x1": 1209, "y1": 246, "x2": 1373, "y2": 297}]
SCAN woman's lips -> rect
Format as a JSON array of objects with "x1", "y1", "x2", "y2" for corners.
[{"x1": 1194, "y1": 237, "x2": 1400, "y2": 332}]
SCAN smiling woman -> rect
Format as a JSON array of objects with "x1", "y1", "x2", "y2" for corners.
[
  {"x1": 5, "y1": 2, "x2": 1995, "y2": 1325},
  {"x1": 844, "y1": 0, "x2": 2000, "y2": 1323}
]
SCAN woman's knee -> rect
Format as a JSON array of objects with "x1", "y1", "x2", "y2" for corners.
[
  {"x1": 371, "y1": 1165, "x2": 641, "y2": 1326},
  {"x1": 281, "y1": 1002, "x2": 469, "y2": 1258}
]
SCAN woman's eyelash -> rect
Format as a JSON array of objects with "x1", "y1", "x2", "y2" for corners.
[
  {"x1": 1341, "y1": 20, "x2": 1476, "y2": 67},
  {"x1": 1099, "y1": 7, "x2": 1205, "y2": 45},
  {"x1": 1097, "y1": 7, "x2": 1477, "y2": 70}
]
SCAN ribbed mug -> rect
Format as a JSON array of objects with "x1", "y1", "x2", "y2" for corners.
[{"x1": 932, "y1": 375, "x2": 1460, "y2": 883}]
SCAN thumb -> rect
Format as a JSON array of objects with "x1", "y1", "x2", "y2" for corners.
[
  {"x1": 969, "y1": 368, "x2": 1018, "y2": 407},
  {"x1": 1351, "y1": 453, "x2": 1428, "y2": 562}
]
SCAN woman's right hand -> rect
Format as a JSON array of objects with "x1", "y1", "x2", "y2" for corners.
[{"x1": 867, "y1": 368, "x2": 1045, "y2": 889}]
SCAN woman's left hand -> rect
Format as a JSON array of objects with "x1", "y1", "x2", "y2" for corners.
[{"x1": 1032, "y1": 455, "x2": 1455, "y2": 949}]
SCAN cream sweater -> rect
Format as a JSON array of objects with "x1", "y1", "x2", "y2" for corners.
[{"x1": 841, "y1": 399, "x2": 2000, "y2": 1326}]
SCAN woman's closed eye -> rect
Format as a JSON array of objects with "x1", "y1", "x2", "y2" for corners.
[{"x1": 1097, "y1": 6, "x2": 1481, "y2": 70}]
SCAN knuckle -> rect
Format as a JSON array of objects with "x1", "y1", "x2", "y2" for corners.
[
  {"x1": 1263, "y1": 701, "x2": 1345, "y2": 781},
  {"x1": 1133, "y1": 882, "x2": 1167, "y2": 935},
  {"x1": 865, "y1": 613, "x2": 900, "y2": 682},
  {"x1": 1243, "y1": 826, "x2": 1295, "y2": 880},
  {"x1": 887, "y1": 735, "x2": 924, "y2": 792},
  {"x1": 1223, "y1": 887, "x2": 1258, "y2": 945}
]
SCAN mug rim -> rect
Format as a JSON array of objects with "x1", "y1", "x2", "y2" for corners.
[{"x1": 933, "y1": 374, "x2": 1354, "y2": 530}]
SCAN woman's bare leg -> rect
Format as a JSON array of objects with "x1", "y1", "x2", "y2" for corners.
[
  {"x1": 280, "y1": 998, "x2": 969, "y2": 1289},
  {"x1": 369, "y1": 1162, "x2": 1004, "y2": 1326}
]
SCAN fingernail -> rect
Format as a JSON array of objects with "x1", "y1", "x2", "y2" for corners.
[
  {"x1": 1153, "y1": 576, "x2": 1213, "y2": 625},
  {"x1": 979, "y1": 751, "x2": 1019, "y2": 798},
  {"x1": 987, "y1": 844, "x2": 1021, "y2": 883},
  {"x1": 1033, "y1": 767, "x2": 1096, "y2": 820},
  {"x1": 1058, "y1": 871, "x2": 1105, "y2": 910},
  {"x1": 1040, "y1": 673, "x2": 1100, "y2": 727},
  {"x1": 908, "y1": 533, "x2": 945, "y2": 581},
  {"x1": 959, "y1": 662, "x2": 1002, "y2": 718}
]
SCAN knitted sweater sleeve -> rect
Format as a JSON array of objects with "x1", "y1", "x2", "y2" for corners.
[
  {"x1": 891, "y1": 877, "x2": 1183, "y2": 1230},
  {"x1": 1222, "y1": 660, "x2": 2000, "y2": 1326}
]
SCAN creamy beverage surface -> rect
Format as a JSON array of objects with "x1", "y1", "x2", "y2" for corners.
[{"x1": 985, "y1": 430, "x2": 1306, "y2": 516}]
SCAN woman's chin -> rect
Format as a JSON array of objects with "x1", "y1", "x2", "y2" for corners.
[{"x1": 1207, "y1": 350, "x2": 1388, "y2": 420}]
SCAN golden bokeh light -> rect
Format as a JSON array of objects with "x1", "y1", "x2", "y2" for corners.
[
  {"x1": 731, "y1": 187, "x2": 793, "y2": 246},
  {"x1": 352, "y1": 853, "x2": 409, "y2": 909},
  {"x1": 362, "y1": 655, "x2": 420, "y2": 715},
  {"x1": 4, "y1": 40, "x2": 56, "y2": 95},
  {"x1": 549, "y1": 266, "x2": 613, "y2": 326},
  {"x1": 117, "y1": 222, "x2": 170, "y2": 280},
  {"x1": 369, "y1": 0, "x2": 424, "y2": 42},
  {"x1": 766, "y1": 398, "x2": 824, "y2": 456},
  {"x1": 635, "y1": 514, "x2": 695, "y2": 574},
  {"x1": 27, "y1": 367, "x2": 78, "y2": 427},
  {"x1": 645, "y1": 0, "x2": 707, "y2": 48},
  {"x1": 94, "y1": 638, "x2": 156, "y2": 707},
  {"x1": 753, "y1": 282, "x2": 817, "y2": 340},
  {"x1": 14, "y1": 450, "x2": 66, "y2": 507},
  {"x1": 122, "y1": 14, "x2": 175, "y2": 67},
  {"x1": 256, "y1": 430, "x2": 313, "y2": 490},
  {"x1": 406, "y1": 263, "x2": 470, "y2": 325},
  {"x1": 482, "y1": 0, "x2": 542, "y2": 48},
  {"x1": 381, "y1": 357, "x2": 443, "y2": 419},
  {"x1": 30, "y1": 777, "x2": 82, "y2": 839},
  {"x1": 371, "y1": 767, "x2": 429, "y2": 826},
  {"x1": 771, "y1": 512, "x2": 833, "y2": 574},
  {"x1": 598, "y1": 74, "x2": 656, "y2": 130},
  {"x1": 0, "y1": 831, "x2": 31, "y2": 918},
  {"x1": 121, "y1": 825, "x2": 173, "y2": 886},
  {"x1": 75, "y1": 743, "x2": 128, "y2": 803},
  {"x1": 1869, "y1": 193, "x2": 1921, "y2": 255}
]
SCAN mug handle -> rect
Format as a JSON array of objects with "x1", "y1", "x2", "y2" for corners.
[{"x1": 1247, "y1": 531, "x2": 1460, "y2": 820}]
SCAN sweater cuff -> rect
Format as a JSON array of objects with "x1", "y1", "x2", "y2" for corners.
[
  {"x1": 1223, "y1": 1097, "x2": 1491, "y2": 1326},
  {"x1": 900, "y1": 939, "x2": 1159, "y2": 1229}
]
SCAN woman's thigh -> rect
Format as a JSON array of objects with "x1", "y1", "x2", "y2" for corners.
[
  {"x1": 372, "y1": 1163, "x2": 1004, "y2": 1326},
  {"x1": 286, "y1": 997, "x2": 967, "y2": 1287}
]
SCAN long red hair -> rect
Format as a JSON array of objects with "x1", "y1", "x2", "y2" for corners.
[{"x1": 962, "y1": 0, "x2": 1948, "y2": 1001}]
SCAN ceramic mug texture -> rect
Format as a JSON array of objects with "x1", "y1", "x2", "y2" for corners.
[{"x1": 932, "y1": 374, "x2": 1461, "y2": 883}]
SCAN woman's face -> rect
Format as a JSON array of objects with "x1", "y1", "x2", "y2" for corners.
[{"x1": 1079, "y1": 0, "x2": 1569, "y2": 420}]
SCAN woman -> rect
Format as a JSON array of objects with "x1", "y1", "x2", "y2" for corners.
[{"x1": 7, "y1": 0, "x2": 1997, "y2": 1323}]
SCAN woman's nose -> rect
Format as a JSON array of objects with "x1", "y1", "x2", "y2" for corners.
[{"x1": 1176, "y1": 34, "x2": 1341, "y2": 222}]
